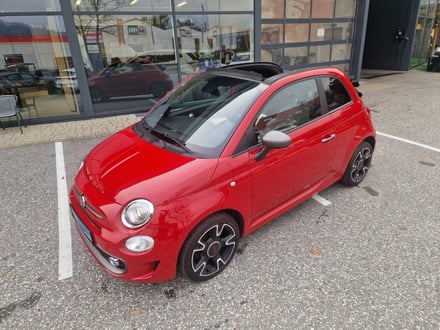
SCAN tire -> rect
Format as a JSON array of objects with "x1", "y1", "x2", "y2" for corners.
[
  {"x1": 150, "y1": 82, "x2": 168, "y2": 99},
  {"x1": 341, "y1": 141, "x2": 373, "y2": 186},
  {"x1": 90, "y1": 88, "x2": 107, "y2": 103},
  {"x1": 178, "y1": 213, "x2": 240, "y2": 282}
]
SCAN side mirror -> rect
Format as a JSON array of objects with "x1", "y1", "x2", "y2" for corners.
[{"x1": 255, "y1": 130, "x2": 291, "y2": 161}]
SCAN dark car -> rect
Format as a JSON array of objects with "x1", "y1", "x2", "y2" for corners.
[
  {"x1": 427, "y1": 47, "x2": 440, "y2": 72},
  {"x1": 0, "y1": 71, "x2": 44, "y2": 95},
  {"x1": 70, "y1": 62, "x2": 376, "y2": 283},
  {"x1": 35, "y1": 68, "x2": 59, "y2": 94},
  {"x1": 87, "y1": 58, "x2": 174, "y2": 103}
]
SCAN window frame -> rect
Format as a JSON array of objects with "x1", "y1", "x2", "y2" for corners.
[{"x1": 318, "y1": 75, "x2": 353, "y2": 113}]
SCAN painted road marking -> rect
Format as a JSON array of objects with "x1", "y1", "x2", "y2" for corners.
[
  {"x1": 312, "y1": 194, "x2": 332, "y2": 206},
  {"x1": 55, "y1": 142, "x2": 73, "y2": 280},
  {"x1": 377, "y1": 131, "x2": 440, "y2": 153}
]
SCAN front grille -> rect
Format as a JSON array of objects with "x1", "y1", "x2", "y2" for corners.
[{"x1": 73, "y1": 185, "x2": 104, "y2": 226}]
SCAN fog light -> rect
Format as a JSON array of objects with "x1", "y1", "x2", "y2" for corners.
[{"x1": 125, "y1": 236, "x2": 154, "y2": 252}]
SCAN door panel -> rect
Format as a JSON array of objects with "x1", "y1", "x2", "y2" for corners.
[{"x1": 249, "y1": 114, "x2": 336, "y2": 219}]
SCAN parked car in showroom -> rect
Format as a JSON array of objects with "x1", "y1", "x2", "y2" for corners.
[
  {"x1": 70, "y1": 62, "x2": 376, "y2": 283},
  {"x1": 55, "y1": 68, "x2": 79, "y2": 92},
  {"x1": 0, "y1": 71, "x2": 45, "y2": 94},
  {"x1": 88, "y1": 58, "x2": 174, "y2": 102}
]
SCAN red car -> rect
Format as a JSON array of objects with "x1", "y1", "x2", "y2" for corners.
[
  {"x1": 87, "y1": 58, "x2": 173, "y2": 102},
  {"x1": 70, "y1": 62, "x2": 376, "y2": 283}
]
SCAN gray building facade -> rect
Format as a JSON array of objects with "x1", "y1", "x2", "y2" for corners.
[{"x1": 0, "y1": 0, "x2": 436, "y2": 123}]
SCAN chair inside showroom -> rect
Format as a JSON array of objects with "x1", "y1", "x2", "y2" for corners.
[
  {"x1": 20, "y1": 95, "x2": 39, "y2": 119},
  {"x1": 18, "y1": 88, "x2": 40, "y2": 119},
  {"x1": 0, "y1": 95, "x2": 26, "y2": 134}
]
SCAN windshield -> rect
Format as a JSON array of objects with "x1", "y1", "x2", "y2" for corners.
[{"x1": 143, "y1": 73, "x2": 265, "y2": 157}]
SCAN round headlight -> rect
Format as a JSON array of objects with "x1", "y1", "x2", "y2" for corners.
[
  {"x1": 122, "y1": 199, "x2": 154, "y2": 228},
  {"x1": 125, "y1": 236, "x2": 154, "y2": 252}
]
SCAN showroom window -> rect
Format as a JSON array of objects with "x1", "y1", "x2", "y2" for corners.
[
  {"x1": 0, "y1": 14, "x2": 81, "y2": 119},
  {"x1": 71, "y1": 0, "x2": 254, "y2": 115}
]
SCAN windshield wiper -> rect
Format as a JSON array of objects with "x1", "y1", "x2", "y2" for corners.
[{"x1": 143, "y1": 120, "x2": 192, "y2": 154}]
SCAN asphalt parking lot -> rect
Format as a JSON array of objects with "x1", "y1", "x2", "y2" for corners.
[{"x1": 0, "y1": 70, "x2": 439, "y2": 329}]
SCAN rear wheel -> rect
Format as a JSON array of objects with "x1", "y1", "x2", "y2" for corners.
[
  {"x1": 341, "y1": 141, "x2": 373, "y2": 186},
  {"x1": 150, "y1": 82, "x2": 168, "y2": 98},
  {"x1": 179, "y1": 213, "x2": 240, "y2": 282}
]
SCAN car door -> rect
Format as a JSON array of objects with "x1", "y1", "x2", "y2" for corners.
[
  {"x1": 247, "y1": 78, "x2": 337, "y2": 220},
  {"x1": 319, "y1": 75, "x2": 361, "y2": 172},
  {"x1": 99, "y1": 64, "x2": 138, "y2": 96}
]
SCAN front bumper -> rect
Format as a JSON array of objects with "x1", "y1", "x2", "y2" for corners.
[
  {"x1": 71, "y1": 206, "x2": 127, "y2": 275},
  {"x1": 69, "y1": 188, "x2": 182, "y2": 283}
]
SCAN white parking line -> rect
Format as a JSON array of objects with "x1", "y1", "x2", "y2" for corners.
[
  {"x1": 377, "y1": 131, "x2": 440, "y2": 153},
  {"x1": 312, "y1": 194, "x2": 332, "y2": 206},
  {"x1": 55, "y1": 142, "x2": 73, "y2": 280}
]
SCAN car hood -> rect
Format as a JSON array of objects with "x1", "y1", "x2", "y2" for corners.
[{"x1": 83, "y1": 126, "x2": 218, "y2": 206}]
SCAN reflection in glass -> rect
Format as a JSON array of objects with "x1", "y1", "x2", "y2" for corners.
[
  {"x1": 0, "y1": 16, "x2": 80, "y2": 118},
  {"x1": 311, "y1": 0, "x2": 334, "y2": 18},
  {"x1": 176, "y1": 14, "x2": 253, "y2": 75},
  {"x1": 0, "y1": 0, "x2": 60, "y2": 12},
  {"x1": 286, "y1": 0, "x2": 311, "y2": 18},
  {"x1": 284, "y1": 47, "x2": 308, "y2": 66},
  {"x1": 261, "y1": 48, "x2": 283, "y2": 65},
  {"x1": 73, "y1": 12, "x2": 253, "y2": 112},
  {"x1": 285, "y1": 23, "x2": 309, "y2": 43},
  {"x1": 262, "y1": 24, "x2": 283, "y2": 44},
  {"x1": 310, "y1": 23, "x2": 334, "y2": 42},
  {"x1": 335, "y1": 0, "x2": 356, "y2": 18},
  {"x1": 71, "y1": 0, "x2": 171, "y2": 12},
  {"x1": 175, "y1": 0, "x2": 252, "y2": 11},
  {"x1": 262, "y1": 0, "x2": 284, "y2": 19},
  {"x1": 331, "y1": 43, "x2": 352, "y2": 62},
  {"x1": 309, "y1": 45, "x2": 331, "y2": 63},
  {"x1": 74, "y1": 14, "x2": 174, "y2": 73}
]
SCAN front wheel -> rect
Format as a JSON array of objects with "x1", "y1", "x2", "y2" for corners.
[
  {"x1": 341, "y1": 141, "x2": 373, "y2": 186},
  {"x1": 90, "y1": 88, "x2": 107, "y2": 103},
  {"x1": 178, "y1": 213, "x2": 240, "y2": 282}
]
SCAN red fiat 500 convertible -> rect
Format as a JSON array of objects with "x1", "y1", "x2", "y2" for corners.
[{"x1": 70, "y1": 62, "x2": 376, "y2": 283}]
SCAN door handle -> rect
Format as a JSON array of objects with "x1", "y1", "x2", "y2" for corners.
[{"x1": 321, "y1": 134, "x2": 336, "y2": 143}]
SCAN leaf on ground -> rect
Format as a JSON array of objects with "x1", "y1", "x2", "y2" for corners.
[
  {"x1": 310, "y1": 246, "x2": 321, "y2": 256},
  {"x1": 131, "y1": 309, "x2": 142, "y2": 316},
  {"x1": 399, "y1": 225, "x2": 408, "y2": 231}
]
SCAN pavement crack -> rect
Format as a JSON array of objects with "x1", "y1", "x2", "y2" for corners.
[{"x1": 0, "y1": 291, "x2": 42, "y2": 323}]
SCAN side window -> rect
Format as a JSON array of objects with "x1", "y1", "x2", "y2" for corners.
[
  {"x1": 255, "y1": 78, "x2": 322, "y2": 136},
  {"x1": 321, "y1": 76, "x2": 352, "y2": 111}
]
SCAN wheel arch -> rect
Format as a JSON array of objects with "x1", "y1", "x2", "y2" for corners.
[{"x1": 364, "y1": 135, "x2": 376, "y2": 150}]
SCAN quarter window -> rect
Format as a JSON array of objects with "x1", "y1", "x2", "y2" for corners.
[
  {"x1": 321, "y1": 76, "x2": 351, "y2": 111},
  {"x1": 255, "y1": 78, "x2": 322, "y2": 136}
]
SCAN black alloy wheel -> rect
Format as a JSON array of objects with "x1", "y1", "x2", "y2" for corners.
[
  {"x1": 90, "y1": 87, "x2": 107, "y2": 103},
  {"x1": 179, "y1": 213, "x2": 240, "y2": 282},
  {"x1": 150, "y1": 82, "x2": 168, "y2": 99},
  {"x1": 341, "y1": 141, "x2": 373, "y2": 186}
]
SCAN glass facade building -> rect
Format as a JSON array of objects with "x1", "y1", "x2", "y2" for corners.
[{"x1": 0, "y1": 0, "x2": 435, "y2": 123}]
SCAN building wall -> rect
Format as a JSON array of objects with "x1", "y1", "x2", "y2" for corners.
[
  {"x1": 0, "y1": 0, "x2": 374, "y2": 123},
  {"x1": 362, "y1": 0, "x2": 436, "y2": 70}
]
